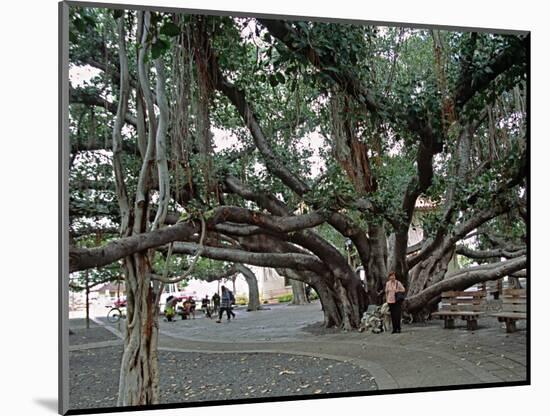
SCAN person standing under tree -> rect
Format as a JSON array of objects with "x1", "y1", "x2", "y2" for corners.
[
  {"x1": 384, "y1": 271, "x2": 406, "y2": 333},
  {"x1": 189, "y1": 296, "x2": 196, "y2": 319},
  {"x1": 201, "y1": 295, "x2": 212, "y2": 318},
  {"x1": 305, "y1": 284, "x2": 312, "y2": 303},
  {"x1": 216, "y1": 286, "x2": 233, "y2": 323}
]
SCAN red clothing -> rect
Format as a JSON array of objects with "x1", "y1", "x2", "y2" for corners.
[{"x1": 385, "y1": 279, "x2": 405, "y2": 304}]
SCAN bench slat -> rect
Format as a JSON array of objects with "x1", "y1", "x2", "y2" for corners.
[
  {"x1": 441, "y1": 290, "x2": 486, "y2": 298},
  {"x1": 492, "y1": 312, "x2": 527, "y2": 320},
  {"x1": 432, "y1": 311, "x2": 484, "y2": 317},
  {"x1": 502, "y1": 304, "x2": 527, "y2": 313},
  {"x1": 502, "y1": 298, "x2": 527, "y2": 305},
  {"x1": 502, "y1": 288, "x2": 527, "y2": 297}
]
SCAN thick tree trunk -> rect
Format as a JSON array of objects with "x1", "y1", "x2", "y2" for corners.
[
  {"x1": 115, "y1": 12, "x2": 161, "y2": 407},
  {"x1": 365, "y1": 222, "x2": 388, "y2": 305},
  {"x1": 390, "y1": 228, "x2": 410, "y2": 286},
  {"x1": 117, "y1": 253, "x2": 160, "y2": 406},
  {"x1": 312, "y1": 279, "x2": 341, "y2": 328},
  {"x1": 235, "y1": 264, "x2": 261, "y2": 311},
  {"x1": 277, "y1": 268, "x2": 365, "y2": 330},
  {"x1": 290, "y1": 279, "x2": 308, "y2": 305}
]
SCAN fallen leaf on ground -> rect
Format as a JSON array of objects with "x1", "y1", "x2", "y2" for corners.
[{"x1": 279, "y1": 370, "x2": 296, "y2": 375}]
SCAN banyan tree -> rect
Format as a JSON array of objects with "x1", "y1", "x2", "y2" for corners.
[{"x1": 67, "y1": 7, "x2": 527, "y2": 405}]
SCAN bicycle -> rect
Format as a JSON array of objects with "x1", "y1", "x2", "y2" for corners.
[
  {"x1": 107, "y1": 298, "x2": 127, "y2": 323},
  {"x1": 107, "y1": 306, "x2": 126, "y2": 323}
]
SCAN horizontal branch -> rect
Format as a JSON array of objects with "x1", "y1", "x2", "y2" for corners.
[
  {"x1": 455, "y1": 245, "x2": 526, "y2": 260},
  {"x1": 210, "y1": 206, "x2": 327, "y2": 234},
  {"x1": 171, "y1": 242, "x2": 325, "y2": 273},
  {"x1": 70, "y1": 200, "x2": 329, "y2": 273},
  {"x1": 69, "y1": 221, "x2": 197, "y2": 273},
  {"x1": 70, "y1": 86, "x2": 137, "y2": 127}
]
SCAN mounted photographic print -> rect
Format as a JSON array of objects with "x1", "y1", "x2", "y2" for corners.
[{"x1": 59, "y1": 1, "x2": 529, "y2": 414}]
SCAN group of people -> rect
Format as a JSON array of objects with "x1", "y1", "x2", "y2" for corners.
[
  {"x1": 163, "y1": 285, "x2": 237, "y2": 323},
  {"x1": 164, "y1": 295, "x2": 197, "y2": 322}
]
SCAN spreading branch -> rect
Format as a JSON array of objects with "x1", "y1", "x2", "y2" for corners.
[
  {"x1": 455, "y1": 245, "x2": 526, "y2": 260},
  {"x1": 170, "y1": 242, "x2": 325, "y2": 273},
  {"x1": 406, "y1": 255, "x2": 527, "y2": 311}
]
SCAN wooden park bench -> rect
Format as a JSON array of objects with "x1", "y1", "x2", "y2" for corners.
[
  {"x1": 431, "y1": 290, "x2": 486, "y2": 330},
  {"x1": 491, "y1": 288, "x2": 527, "y2": 333}
]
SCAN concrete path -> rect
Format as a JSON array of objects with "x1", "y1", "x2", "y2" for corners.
[{"x1": 86, "y1": 301, "x2": 527, "y2": 391}]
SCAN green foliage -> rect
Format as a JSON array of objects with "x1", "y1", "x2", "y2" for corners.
[
  {"x1": 191, "y1": 258, "x2": 231, "y2": 281},
  {"x1": 160, "y1": 21, "x2": 181, "y2": 37},
  {"x1": 304, "y1": 161, "x2": 356, "y2": 210},
  {"x1": 277, "y1": 294, "x2": 293, "y2": 303},
  {"x1": 457, "y1": 254, "x2": 475, "y2": 269},
  {"x1": 235, "y1": 294, "x2": 248, "y2": 305}
]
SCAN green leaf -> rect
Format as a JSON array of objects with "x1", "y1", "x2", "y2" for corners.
[
  {"x1": 73, "y1": 17, "x2": 86, "y2": 33},
  {"x1": 151, "y1": 38, "x2": 170, "y2": 60},
  {"x1": 269, "y1": 74, "x2": 278, "y2": 88},
  {"x1": 113, "y1": 9, "x2": 124, "y2": 20},
  {"x1": 275, "y1": 73, "x2": 286, "y2": 84},
  {"x1": 160, "y1": 22, "x2": 181, "y2": 37}
]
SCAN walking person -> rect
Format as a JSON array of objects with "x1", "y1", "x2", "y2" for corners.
[
  {"x1": 216, "y1": 286, "x2": 233, "y2": 323},
  {"x1": 212, "y1": 292, "x2": 220, "y2": 314},
  {"x1": 385, "y1": 271, "x2": 406, "y2": 333},
  {"x1": 228, "y1": 288, "x2": 236, "y2": 319}
]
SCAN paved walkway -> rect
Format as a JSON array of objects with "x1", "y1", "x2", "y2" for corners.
[{"x1": 81, "y1": 301, "x2": 527, "y2": 391}]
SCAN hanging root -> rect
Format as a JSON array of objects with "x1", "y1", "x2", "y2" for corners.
[{"x1": 151, "y1": 216, "x2": 206, "y2": 285}]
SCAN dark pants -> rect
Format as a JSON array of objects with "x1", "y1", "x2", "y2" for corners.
[
  {"x1": 389, "y1": 302, "x2": 402, "y2": 332},
  {"x1": 219, "y1": 307, "x2": 231, "y2": 320}
]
